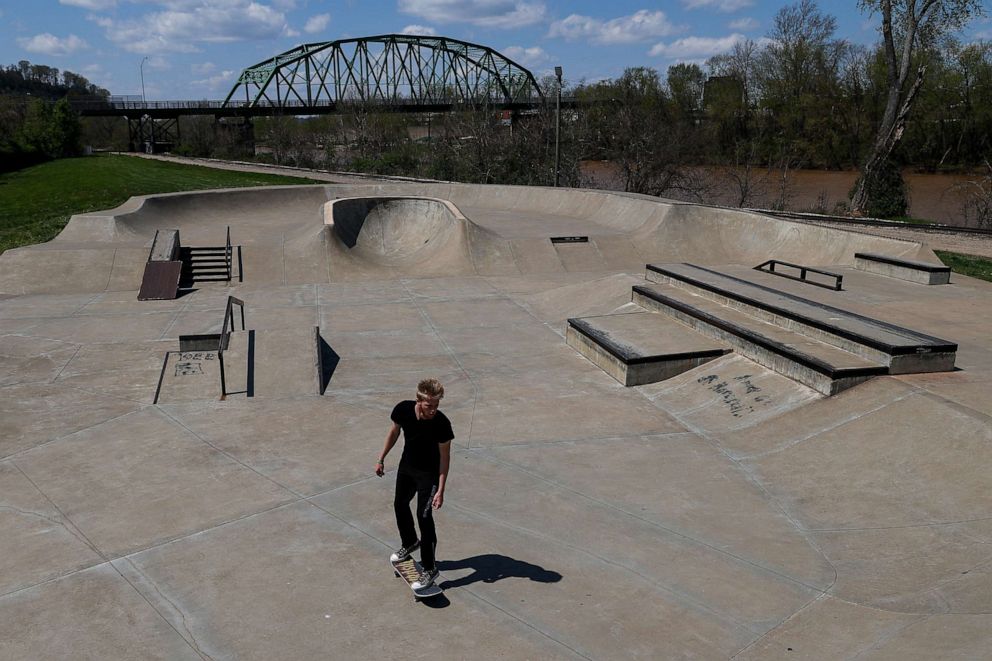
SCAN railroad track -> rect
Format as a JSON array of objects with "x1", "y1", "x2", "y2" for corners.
[{"x1": 748, "y1": 208, "x2": 992, "y2": 236}]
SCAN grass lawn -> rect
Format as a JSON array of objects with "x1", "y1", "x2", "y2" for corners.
[
  {"x1": 0, "y1": 154, "x2": 320, "y2": 255},
  {"x1": 935, "y1": 250, "x2": 992, "y2": 283}
]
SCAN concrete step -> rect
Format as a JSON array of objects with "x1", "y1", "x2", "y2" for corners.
[
  {"x1": 645, "y1": 263, "x2": 957, "y2": 374},
  {"x1": 633, "y1": 283, "x2": 887, "y2": 396},
  {"x1": 566, "y1": 311, "x2": 729, "y2": 386}
]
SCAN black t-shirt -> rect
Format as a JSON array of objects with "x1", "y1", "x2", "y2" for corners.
[{"x1": 391, "y1": 400, "x2": 454, "y2": 473}]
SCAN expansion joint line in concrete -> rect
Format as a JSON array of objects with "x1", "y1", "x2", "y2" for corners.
[
  {"x1": 918, "y1": 387, "x2": 992, "y2": 426},
  {"x1": 3, "y1": 461, "x2": 213, "y2": 661},
  {"x1": 398, "y1": 278, "x2": 480, "y2": 449},
  {"x1": 734, "y1": 387, "x2": 922, "y2": 461},
  {"x1": 470, "y1": 430, "x2": 695, "y2": 451},
  {"x1": 48, "y1": 343, "x2": 83, "y2": 384},
  {"x1": 70, "y1": 291, "x2": 107, "y2": 317},
  {"x1": 806, "y1": 514, "x2": 992, "y2": 533},
  {"x1": 0, "y1": 407, "x2": 144, "y2": 463},
  {"x1": 154, "y1": 406, "x2": 304, "y2": 501},
  {"x1": 111, "y1": 557, "x2": 216, "y2": 661},
  {"x1": 0, "y1": 465, "x2": 101, "y2": 562},
  {"x1": 57, "y1": 380, "x2": 150, "y2": 407},
  {"x1": 157, "y1": 284, "x2": 201, "y2": 341},
  {"x1": 302, "y1": 496, "x2": 598, "y2": 661},
  {"x1": 464, "y1": 447, "x2": 830, "y2": 596},
  {"x1": 728, "y1": 591, "x2": 831, "y2": 660},
  {"x1": 628, "y1": 384, "x2": 840, "y2": 596},
  {"x1": 449, "y1": 499, "x2": 758, "y2": 639}
]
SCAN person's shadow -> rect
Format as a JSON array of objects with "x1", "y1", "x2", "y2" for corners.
[{"x1": 437, "y1": 554, "x2": 562, "y2": 590}]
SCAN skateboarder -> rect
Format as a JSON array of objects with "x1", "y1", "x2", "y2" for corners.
[{"x1": 375, "y1": 378, "x2": 453, "y2": 590}]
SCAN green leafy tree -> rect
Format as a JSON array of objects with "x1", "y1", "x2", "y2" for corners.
[{"x1": 851, "y1": 0, "x2": 985, "y2": 215}]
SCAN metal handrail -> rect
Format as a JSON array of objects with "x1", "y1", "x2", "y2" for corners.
[
  {"x1": 754, "y1": 259, "x2": 844, "y2": 291},
  {"x1": 225, "y1": 226, "x2": 233, "y2": 281},
  {"x1": 218, "y1": 296, "x2": 245, "y2": 397}
]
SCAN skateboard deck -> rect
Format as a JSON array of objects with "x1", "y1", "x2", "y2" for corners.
[{"x1": 391, "y1": 557, "x2": 443, "y2": 600}]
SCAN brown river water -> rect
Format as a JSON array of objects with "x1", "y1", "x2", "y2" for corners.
[{"x1": 580, "y1": 161, "x2": 988, "y2": 228}]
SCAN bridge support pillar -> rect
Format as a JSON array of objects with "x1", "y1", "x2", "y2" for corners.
[
  {"x1": 127, "y1": 115, "x2": 180, "y2": 153},
  {"x1": 215, "y1": 116, "x2": 255, "y2": 157}
]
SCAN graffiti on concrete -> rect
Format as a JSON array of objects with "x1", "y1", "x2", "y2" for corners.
[{"x1": 697, "y1": 373, "x2": 772, "y2": 418}]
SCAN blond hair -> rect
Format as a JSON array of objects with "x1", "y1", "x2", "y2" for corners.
[{"x1": 417, "y1": 377, "x2": 444, "y2": 401}]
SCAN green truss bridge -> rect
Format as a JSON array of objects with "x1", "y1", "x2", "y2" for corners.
[{"x1": 72, "y1": 34, "x2": 550, "y2": 119}]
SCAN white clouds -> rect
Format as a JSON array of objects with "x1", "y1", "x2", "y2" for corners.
[
  {"x1": 192, "y1": 69, "x2": 237, "y2": 91},
  {"x1": 398, "y1": 0, "x2": 546, "y2": 29},
  {"x1": 17, "y1": 33, "x2": 89, "y2": 56},
  {"x1": 401, "y1": 25, "x2": 437, "y2": 36},
  {"x1": 93, "y1": 1, "x2": 290, "y2": 54},
  {"x1": 59, "y1": 0, "x2": 117, "y2": 9},
  {"x1": 649, "y1": 33, "x2": 746, "y2": 60},
  {"x1": 728, "y1": 17, "x2": 758, "y2": 31},
  {"x1": 502, "y1": 45, "x2": 550, "y2": 69},
  {"x1": 304, "y1": 13, "x2": 330, "y2": 34},
  {"x1": 548, "y1": 10, "x2": 681, "y2": 45},
  {"x1": 682, "y1": 0, "x2": 753, "y2": 12}
]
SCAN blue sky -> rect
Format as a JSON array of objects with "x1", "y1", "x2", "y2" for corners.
[{"x1": 2, "y1": 0, "x2": 990, "y2": 100}]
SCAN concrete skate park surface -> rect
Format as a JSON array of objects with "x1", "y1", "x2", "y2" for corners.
[{"x1": 2, "y1": 176, "x2": 992, "y2": 660}]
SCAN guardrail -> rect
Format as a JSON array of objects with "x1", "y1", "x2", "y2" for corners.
[{"x1": 754, "y1": 259, "x2": 844, "y2": 291}]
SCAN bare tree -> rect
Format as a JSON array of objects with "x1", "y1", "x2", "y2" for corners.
[{"x1": 851, "y1": 0, "x2": 984, "y2": 215}]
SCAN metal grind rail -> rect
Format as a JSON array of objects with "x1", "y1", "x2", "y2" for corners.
[
  {"x1": 218, "y1": 295, "x2": 246, "y2": 398},
  {"x1": 754, "y1": 259, "x2": 844, "y2": 291},
  {"x1": 225, "y1": 226, "x2": 233, "y2": 282}
]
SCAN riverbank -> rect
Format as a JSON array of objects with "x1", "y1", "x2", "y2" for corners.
[{"x1": 581, "y1": 162, "x2": 989, "y2": 228}]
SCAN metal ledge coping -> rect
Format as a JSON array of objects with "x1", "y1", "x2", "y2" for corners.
[
  {"x1": 567, "y1": 317, "x2": 729, "y2": 366},
  {"x1": 633, "y1": 286, "x2": 889, "y2": 380},
  {"x1": 854, "y1": 252, "x2": 952, "y2": 273},
  {"x1": 645, "y1": 263, "x2": 957, "y2": 356}
]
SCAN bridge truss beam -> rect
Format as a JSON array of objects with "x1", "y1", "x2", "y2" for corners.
[{"x1": 222, "y1": 34, "x2": 544, "y2": 111}]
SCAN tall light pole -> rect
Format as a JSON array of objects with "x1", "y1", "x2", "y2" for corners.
[
  {"x1": 140, "y1": 56, "x2": 149, "y2": 103},
  {"x1": 554, "y1": 65, "x2": 562, "y2": 187}
]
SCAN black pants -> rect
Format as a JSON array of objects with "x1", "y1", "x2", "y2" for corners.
[{"x1": 394, "y1": 467, "x2": 438, "y2": 570}]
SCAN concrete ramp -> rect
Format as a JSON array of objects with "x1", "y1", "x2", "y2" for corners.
[
  {"x1": 638, "y1": 353, "x2": 822, "y2": 435},
  {"x1": 323, "y1": 197, "x2": 475, "y2": 277}
]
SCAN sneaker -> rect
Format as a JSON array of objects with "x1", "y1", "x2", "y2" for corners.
[
  {"x1": 411, "y1": 566, "x2": 439, "y2": 591},
  {"x1": 389, "y1": 540, "x2": 420, "y2": 563}
]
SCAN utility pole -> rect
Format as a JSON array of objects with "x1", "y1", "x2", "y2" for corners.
[
  {"x1": 554, "y1": 65, "x2": 562, "y2": 187},
  {"x1": 140, "y1": 56, "x2": 149, "y2": 103}
]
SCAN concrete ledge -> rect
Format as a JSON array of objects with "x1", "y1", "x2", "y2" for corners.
[
  {"x1": 645, "y1": 263, "x2": 957, "y2": 373},
  {"x1": 566, "y1": 314, "x2": 728, "y2": 386},
  {"x1": 633, "y1": 286, "x2": 887, "y2": 395},
  {"x1": 148, "y1": 229, "x2": 180, "y2": 262},
  {"x1": 855, "y1": 252, "x2": 952, "y2": 285}
]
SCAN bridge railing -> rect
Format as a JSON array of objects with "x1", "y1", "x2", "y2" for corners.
[{"x1": 69, "y1": 96, "x2": 571, "y2": 114}]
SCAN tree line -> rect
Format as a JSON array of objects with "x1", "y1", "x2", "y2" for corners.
[
  {"x1": 239, "y1": 0, "x2": 987, "y2": 218},
  {"x1": 4, "y1": 1, "x2": 987, "y2": 220},
  {"x1": 0, "y1": 60, "x2": 109, "y2": 171}
]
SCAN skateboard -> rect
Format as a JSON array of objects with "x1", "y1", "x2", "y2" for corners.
[{"x1": 391, "y1": 557, "x2": 443, "y2": 601}]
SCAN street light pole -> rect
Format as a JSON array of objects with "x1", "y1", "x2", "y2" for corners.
[
  {"x1": 554, "y1": 65, "x2": 562, "y2": 188},
  {"x1": 140, "y1": 56, "x2": 149, "y2": 103}
]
